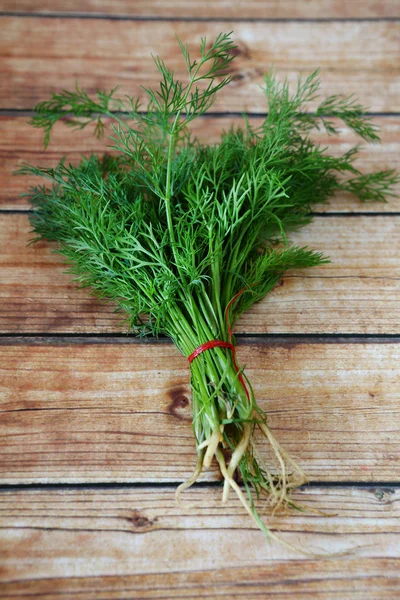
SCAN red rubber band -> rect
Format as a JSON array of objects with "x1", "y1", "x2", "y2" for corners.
[{"x1": 188, "y1": 340, "x2": 234, "y2": 364}]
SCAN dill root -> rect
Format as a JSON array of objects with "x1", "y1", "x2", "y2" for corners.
[
  {"x1": 168, "y1": 299, "x2": 306, "y2": 525},
  {"x1": 19, "y1": 32, "x2": 398, "y2": 540}
]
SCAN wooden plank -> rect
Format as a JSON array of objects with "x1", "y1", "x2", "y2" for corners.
[
  {"x1": 1, "y1": 0, "x2": 399, "y2": 19},
  {"x1": 3, "y1": 115, "x2": 399, "y2": 211},
  {"x1": 0, "y1": 486, "x2": 399, "y2": 598},
  {"x1": 2, "y1": 562, "x2": 400, "y2": 600},
  {"x1": 1, "y1": 18, "x2": 399, "y2": 111},
  {"x1": 1, "y1": 339, "x2": 399, "y2": 483},
  {"x1": 1, "y1": 214, "x2": 399, "y2": 335}
]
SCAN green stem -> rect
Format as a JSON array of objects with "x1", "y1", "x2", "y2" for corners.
[
  {"x1": 162, "y1": 60, "x2": 207, "y2": 270},
  {"x1": 164, "y1": 125, "x2": 179, "y2": 256}
]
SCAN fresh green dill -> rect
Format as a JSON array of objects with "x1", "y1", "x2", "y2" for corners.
[{"x1": 19, "y1": 32, "x2": 399, "y2": 540}]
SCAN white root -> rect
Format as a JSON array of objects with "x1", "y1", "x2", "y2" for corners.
[
  {"x1": 250, "y1": 439, "x2": 280, "y2": 500},
  {"x1": 175, "y1": 421, "x2": 336, "y2": 556},
  {"x1": 175, "y1": 410, "x2": 339, "y2": 556},
  {"x1": 222, "y1": 422, "x2": 251, "y2": 504},
  {"x1": 258, "y1": 420, "x2": 307, "y2": 483},
  {"x1": 175, "y1": 450, "x2": 205, "y2": 508},
  {"x1": 260, "y1": 421, "x2": 288, "y2": 512},
  {"x1": 203, "y1": 429, "x2": 222, "y2": 468},
  {"x1": 197, "y1": 440, "x2": 210, "y2": 451},
  {"x1": 216, "y1": 448, "x2": 259, "y2": 524},
  {"x1": 215, "y1": 447, "x2": 327, "y2": 557},
  {"x1": 257, "y1": 419, "x2": 307, "y2": 513}
]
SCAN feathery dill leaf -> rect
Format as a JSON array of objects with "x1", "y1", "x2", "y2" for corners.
[{"x1": 19, "y1": 32, "x2": 399, "y2": 544}]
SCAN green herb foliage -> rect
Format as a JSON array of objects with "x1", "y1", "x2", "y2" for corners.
[{"x1": 20, "y1": 32, "x2": 398, "y2": 540}]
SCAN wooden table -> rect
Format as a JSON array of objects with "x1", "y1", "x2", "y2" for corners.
[{"x1": 1, "y1": 2, "x2": 399, "y2": 598}]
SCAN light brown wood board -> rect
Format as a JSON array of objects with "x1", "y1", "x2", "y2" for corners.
[
  {"x1": 1, "y1": 6, "x2": 399, "y2": 598},
  {"x1": 1, "y1": 19, "x2": 399, "y2": 111},
  {"x1": 1, "y1": 339, "x2": 399, "y2": 483},
  {"x1": 2, "y1": 115, "x2": 399, "y2": 211},
  {"x1": 0, "y1": 487, "x2": 399, "y2": 598},
  {"x1": 1, "y1": 214, "x2": 399, "y2": 335}
]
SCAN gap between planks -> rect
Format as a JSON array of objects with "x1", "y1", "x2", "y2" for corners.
[
  {"x1": 0, "y1": 480, "x2": 399, "y2": 491},
  {"x1": 1, "y1": 0, "x2": 399, "y2": 19},
  {"x1": 1, "y1": 334, "x2": 400, "y2": 342},
  {"x1": 1, "y1": 12, "x2": 400, "y2": 23}
]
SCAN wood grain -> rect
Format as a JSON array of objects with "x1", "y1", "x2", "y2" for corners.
[
  {"x1": 1, "y1": 339, "x2": 399, "y2": 483},
  {"x1": 1, "y1": 7, "x2": 399, "y2": 596},
  {"x1": 2, "y1": 561, "x2": 400, "y2": 600},
  {"x1": 1, "y1": 214, "x2": 399, "y2": 335},
  {"x1": 2, "y1": 0, "x2": 399, "y2": 19},
  {"x1": 3, "y1": 115, "x2": 399, "y2": 211},
  {"x1": 1, "y1": 19, "x2": 399, "y2": 111},
  {"x1": 0, "y1": 486, "x2": 399, "y2": 599}
]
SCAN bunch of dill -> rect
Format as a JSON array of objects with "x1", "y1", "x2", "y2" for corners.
[{"x1": 19, "y1": 32, "x2": 398, "y2": 538}]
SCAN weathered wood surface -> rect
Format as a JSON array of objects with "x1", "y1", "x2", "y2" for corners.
[
  {"x1": 3, "y1": 115, "x2": 399, "y2": 211},
  {"x1": 1, "y1": 339, "x2": 399, "y2": 483},
  {"x1": 2, "y1": 561, "x2": 400, "y2": 600},
  {"x1": 1, "y1": 5, "x2": 399, "y2": 597},
  {"x1": 0, "y1": 487, "x2": 399, "y2": 599},
  {"x1": 2, "y1": 0, "x2": 399, "y2": 19},
  {"x1": 1, "y1": 19, "x2": 399, "y2": 111},
  {"x1": 1, "y1": 214, "x2": 399, "y2": 335}
]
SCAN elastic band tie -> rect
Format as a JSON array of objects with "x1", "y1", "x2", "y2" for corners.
[{"x1": 188, "y1": 340, "x2": 234, "y2": 364}]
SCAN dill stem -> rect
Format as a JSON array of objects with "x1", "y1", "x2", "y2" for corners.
[{"x1": 164, "y1": 126, "x2": 178, "y2": 258}]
